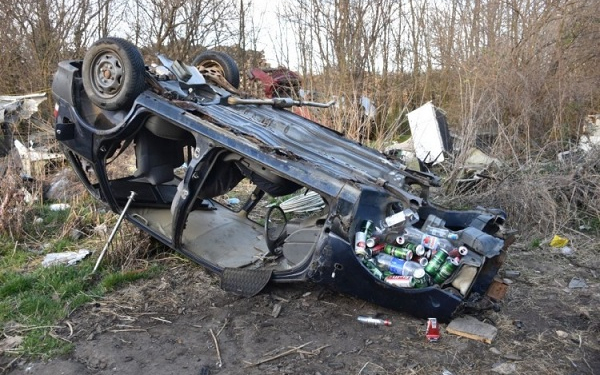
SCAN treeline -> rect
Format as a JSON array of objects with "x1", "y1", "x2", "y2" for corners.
[{"x1": 1, "y1": 0, "x2": 598, "y2": 161}]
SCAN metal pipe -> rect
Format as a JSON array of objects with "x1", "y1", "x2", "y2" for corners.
[{"x1": 92, "y1": 191, "x2": 137, "y2": 273}]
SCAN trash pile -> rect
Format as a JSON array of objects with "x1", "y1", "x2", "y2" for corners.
[{"x1": 355, "y1": 209, "x2": 471, "y2": 289}]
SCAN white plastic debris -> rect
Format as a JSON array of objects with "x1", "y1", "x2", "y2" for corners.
[
  {"x1": 568, "y1": 277, "x2": 587, "y2": 289},
  {"x1": 406, "y1": 102, "x2": 447, "y2": 165},
  {"x1": 226, "y1": 197, "x2": 240, "y2": 205},
  {"x1": 0, "y1": 93, "x2": 46, "y2": 123},
  {"x1": 41, "y1": 249, "x2": 91, "y2": 267},
  {"x1": 561, "y1": 246, "x2": 573, "y2": 256},
  {"x1": 49, "y1": 203, "x2": 70, "y2": 211},
  {"x1": 13, "y1": 139, "x2": 63, "y2": 177},
  {"x1": 556, "y1": 330, "x2": 569, "y2": 338}
]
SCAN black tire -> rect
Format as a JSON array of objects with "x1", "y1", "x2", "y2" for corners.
[
  {"x1": 192, "y1": 50, "x2": 240, "y2": 88},
  {"x1": 82, "y1": 37, "x2": 146, "y2": 110}
]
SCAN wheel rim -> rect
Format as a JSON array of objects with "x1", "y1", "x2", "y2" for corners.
[
  {"x1": 197, "y1": 59, "x2": 225, "y2": 80},
  {"x1": 90, "y1": 52, "x2": 124, "y2": 99}
]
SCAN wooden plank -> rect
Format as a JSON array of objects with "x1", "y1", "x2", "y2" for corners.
[{"x1": 446, "y1": 316, "x2": 497, "y2": 344}]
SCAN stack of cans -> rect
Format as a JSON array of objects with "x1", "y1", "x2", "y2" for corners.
[{"x1": 354, "y1": 213, "x2": 468, "y2": 289}]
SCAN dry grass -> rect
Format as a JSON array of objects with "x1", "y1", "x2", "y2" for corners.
[
  {"x1": 437, "y1": 147, "x2": 600, "y2": 237},
  {"x1": 101, "y1": 221, "x2": 162, "y2": 271}
]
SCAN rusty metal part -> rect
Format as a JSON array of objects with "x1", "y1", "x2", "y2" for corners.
[
  {"x1": 486, "y1": 277, "x2": 509, "y2": 302},
  {"x1": 197, "y1": 61, "x2": 241, "y2": 95}
]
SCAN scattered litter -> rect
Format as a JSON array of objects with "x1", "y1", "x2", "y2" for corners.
[
  {"x1": 446, "y1": 315, "x2": 497, "y2": 344},
  {"x1": 33, "y1": 217, "x2": 43, "y2": 225},
  {"x1": 504, "y1": 270, "x2": 520, "y2": 278},
  {"x1": 45, "y1": 170, "x2": 72, "y2": 201},
  {"x1": 486, "y1": 277, "x2": 509, "y2": 301},
  {"x1": 13, "y1": 139, "x2": 64, "y2": 177},
  {"x1": 226, "y1": 197, "x2": 240, "y2": 205},
  {"x1": 426, "y1": 317, "x2": 441, "y2": 341},
  {"x1": 357, "y1": 316, "x2": 392, "y2": 326},
  {"x1": 49, "y1": 203, "x2": 70, "y2": 211},
  {"x1": 272, "y1": 303, "x2": 282, "y2": 318},
  {"x1": 406, "y1": 101, "x2": 451, "y2": 165},
  {"x1": 561, "y1": 246, "x2": 573, "y2": 256},
  {"x1": 21, "y1": 187, "x2": 35, "y2": 204},
  {"x1": 568, "y1": 277, "x2": 587, "y2": 289},
  {"x1": 356, "y1": 212, "x2": 479, "y2": 291},
  {"x1": 491, "y1": 362, "x2": 517, "y2": 374},
  {"x1": 550, "y1": 235, "x2": 569, "y2": 248},
  {"x1": 556, "y1": 330, "x2": 569, "y2": 338},
  {"x1": 41, "y1": 249, "x2": 91, "y2": 267}
]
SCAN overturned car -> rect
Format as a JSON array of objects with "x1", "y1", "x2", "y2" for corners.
[{"x1": 52, "y1": 38, "x2": 513, "y2": 322}]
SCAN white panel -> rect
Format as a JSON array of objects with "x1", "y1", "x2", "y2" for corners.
[{"x1": 407, "y1": 102, "x2": 445, "y2": 164}]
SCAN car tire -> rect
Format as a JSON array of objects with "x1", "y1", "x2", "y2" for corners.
[
  {"x1": 82, "y1": 37, "x2": 146, "y2": 110},
  {"x1": 192, "y1": 50, "x2": 240, "y2": 89}
]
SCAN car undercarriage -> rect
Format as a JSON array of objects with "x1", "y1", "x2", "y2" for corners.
[{"x1": 52, "y1": 37, "x2": 514, "y2": 321}]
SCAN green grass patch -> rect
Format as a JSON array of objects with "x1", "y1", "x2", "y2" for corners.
[
  {"x1": 101, "y1": 265, "x2": 161, "y2": 291},
  {"x1": 0, "y1": 254, "x2": 161, "y2": 359},
  {"x1": 0, "y1": 238, "x2": 30, "y2": 269},
  {"x1": 529, "y1": 238, "x2": 542, "y2": 249},
  {"x1": 0, "y1": 183, "x2": 169, "y2": 360}
]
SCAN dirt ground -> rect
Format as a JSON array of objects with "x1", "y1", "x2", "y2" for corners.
[{"x1": 3, "y1": 238, "x2": 600, "y2": 375}]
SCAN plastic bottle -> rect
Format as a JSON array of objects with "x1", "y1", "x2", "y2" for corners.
[
  {"x1": 380, "y1": 208, "x2": 419, "y2": 229},
  {"x1": 401, "y1": 260, "x2": 424, "y2": 276},
  {"x1": 375, "y1": 253, "x2": 406, "y2": 275},
  {"x1": 375, "y1": 254, "x2": 423, "y2": 276},
  {"x1": 423, "y1": 226, "x2": 460, "y2": 241},
  {"x1": 403, "y1": 226, "x2": 454, "y2": 252}
]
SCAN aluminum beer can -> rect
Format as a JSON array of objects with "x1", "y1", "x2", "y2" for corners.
[
  {"x1": 448, "y1": 245, "x2": 469, "y2": 258},
  {"x1": 354, "y1": 231, "x2": 368, "y2": 257},
  {"x1": 424, "y1": 248, "x2": 448, "y2": 276},
  {"x1": 410, "y1": 268, "x2": 429, "y2": 288},
  {"x1": 384, "y1": 275, "x2": 413, "y2": 288},
  {"x1": 413, "y1": 244, "x2": 426, "y2": 257},
  {"x1": 394, "y1": 236, "x2": 406, "y2": 245},
  {"x1": 416, "y1": 256, "x2": 429, "y2": 267},
  {"x1": 423, "y1": 248, "x2": 432, "y2": 259},
  {"x1": 369, "y1": 243, "x2": 385, "y2": 256},
  {"x1": 383, "y1": 244, "x2": 413, "y2": 260},
  {"x1": 433, "y1": 257, "x2": 460, "y2": 284},
  {"x1": 366, "y1": 236, "x2": 378, "y2": 248}
]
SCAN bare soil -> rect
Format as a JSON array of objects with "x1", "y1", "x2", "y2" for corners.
[{"x1": 3, "y1": 240, "x2": 600, "y2": 375}]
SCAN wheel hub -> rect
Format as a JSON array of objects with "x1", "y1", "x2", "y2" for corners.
[
  {"x1": 92, "y1": 54, "x2": 124, "y2": 97},
  {"x1": 198, "y1": 60, "x2": 239, "y2": 93}
]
